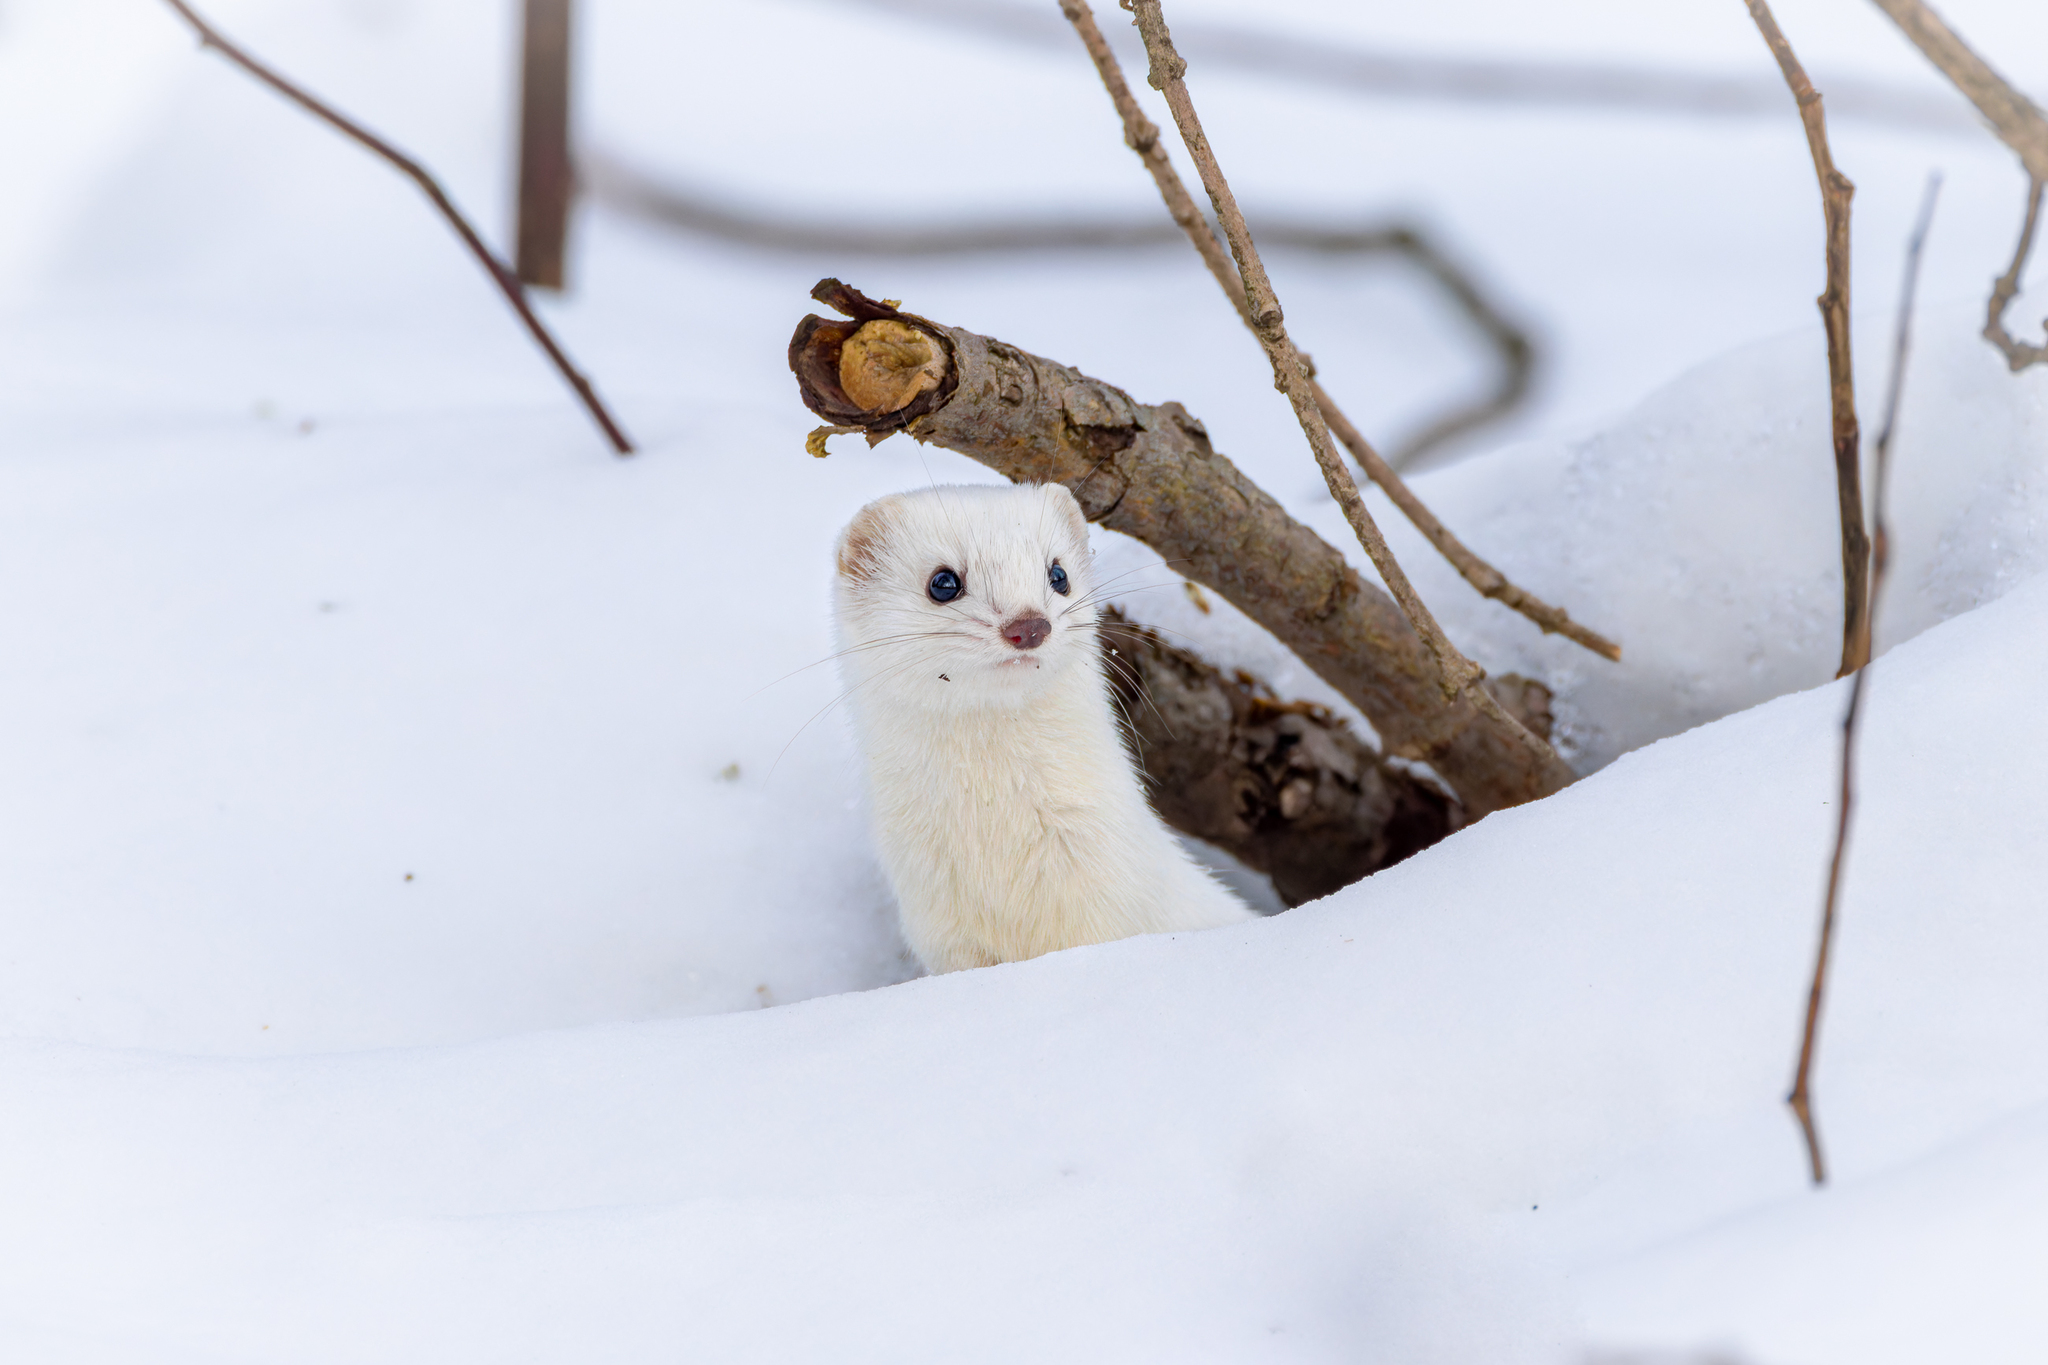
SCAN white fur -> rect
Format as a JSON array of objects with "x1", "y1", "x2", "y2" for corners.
[{"x1": 833, "y1": 483, "x2": 1255, "y2": 974}]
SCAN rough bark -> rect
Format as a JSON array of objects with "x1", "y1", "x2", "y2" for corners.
[
  {"x1": 1099, "y1": 608, "x2": 1458, "y2": 906},
  {"x1": 788, "y1": 280, "x2": 1577, "y2": 816}
]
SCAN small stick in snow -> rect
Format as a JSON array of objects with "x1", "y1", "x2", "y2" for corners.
[
  {"x1": 1061, "y1": 0, "x2": 1619, "y2": 662},
  {"x1": 158, "y1": 0, "x2": 634, "y2": 456},
  {"x1": 1742, "y1": 0, "x2": 1869, "y2": 679},
  {"x1": 1119, "y1": 0, "x2": 1552, "y2": 768},
  {"x1": 1984, "y1": 177, "x2": 2048, "y2": 372},
  {"x1": 1790, "y1": 173, "x2": 1941, "y2": 1189}
]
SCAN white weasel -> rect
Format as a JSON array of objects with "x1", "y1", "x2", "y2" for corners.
[{"x1": 833, "y1": 482, "x2": 1255, "y2": 974}]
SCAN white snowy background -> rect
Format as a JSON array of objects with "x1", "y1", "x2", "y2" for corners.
[{"x1": 1, "y1": 0, "x2": 2045, "y2": 1359}]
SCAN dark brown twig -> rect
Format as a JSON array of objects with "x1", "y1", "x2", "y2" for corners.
[
  {"x1": 159, "y1": 0, "x2": 633, "y2": 455},
  {"x1": 1790, "y1": 173, "x2": 1941, "y2": 1188},
  {"x1": 1113, "y1": 0, "x2": 1570, "y2": 768},
  {"x1": 1744, "y1": 0, "x2": 1868, "y2": 680},
  {"x1": 1060, "y1": 0, "x2": 1616, "y2": 661},
  {"x1": 584, "y1": 150, "x2": 1536, "y2": 468},
  {"x1": 514, "y1": 0, "x2": 575, "y2": 290},
  {"x1": 1984, "y1": 177, "x2": 2048, "y2": 371}
]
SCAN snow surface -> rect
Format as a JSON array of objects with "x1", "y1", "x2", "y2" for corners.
[{"x1": 2, "y1": 0, "x2": 2046, "y2": 1359}]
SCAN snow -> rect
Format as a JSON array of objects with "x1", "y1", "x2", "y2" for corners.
[{"x1": 2, "y1": 0, "x2": 2046, "y2": 1359}]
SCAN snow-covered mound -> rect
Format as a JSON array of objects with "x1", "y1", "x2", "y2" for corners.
[
  {"x1": 5, "y1": 0, "x2": 2048, "y2": 1358},
  {"x1": 3, "y1": 563, "x2": 2045, "y2": 1364}
]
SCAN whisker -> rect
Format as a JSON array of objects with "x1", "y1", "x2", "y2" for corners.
[
  {"x1": 1098, "y1": 644, "x2": 1181, "y2": 743},
  {"x1": 768, "y1": 643, "x2": 950, "y2": 781},
  {"x1": 745, "y1": 631, "x2": 976, "y2": 698}
]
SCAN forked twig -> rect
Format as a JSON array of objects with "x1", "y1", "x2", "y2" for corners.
[
  {"x1": 1984, "y1": 177, "x2": 2048, "y2": 371},
  {"x1": 1743, "y1": 0, "x2": 1868, "y2": 679},
  {"x1": 1790, "y1": 173, "x2": 1941, "y2": 1188},
  {"x1": 1065, "y1": 0, "x2": 1619, "y2": 665},
  {"x1": 159, "y1": 0, "x2": 634, "y2": 455},
  {"x1": 1867, "y1": 2, "x2": 2048, "y2": 371}
]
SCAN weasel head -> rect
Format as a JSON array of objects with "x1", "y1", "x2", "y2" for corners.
[{"x1": 834, "y1": 483, "x2": 1097, "y2": 712}]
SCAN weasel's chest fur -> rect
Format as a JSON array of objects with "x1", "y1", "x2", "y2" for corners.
[{"x1": 832, "y1": 484, "x2": 1254, "y2": 974}]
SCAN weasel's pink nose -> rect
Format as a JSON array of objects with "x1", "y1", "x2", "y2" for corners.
[{"x1": 1003, "y1": 614, "x2": 1051, "y2": 650}]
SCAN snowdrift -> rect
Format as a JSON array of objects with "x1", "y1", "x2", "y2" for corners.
[{"x1": 3, "y1": 0, "x2": 2047, "y2": 1359}]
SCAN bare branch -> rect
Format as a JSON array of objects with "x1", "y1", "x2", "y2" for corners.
[
  {"x1": 158, "y1": 0, "x2": 633, "y2": 455},
  {"x1": 1099, "y1": 607, "x2": 1460, "y2": 906},
  {"x1": 1985, "y1": 177, "x2": 2048, "y2": 371},
  {"x1": 1791, "y1": 173, "x2": 1941, "y2": 1188},
  {"x1": 787, "y1": 280, "x2": 1576, "y2": 814},
  {"x1": 1112, "y1": 0, "x2": 1573, "y2": 766},
  {"x1": 1743, "y1": 0, "x2": 1869, "y2": 679},
  {"x1": 1059, "y1": 0, "x2": 1616, "y2": 661},
  {"x1": 1868, "y1": 0, "x2": 2048, "y2": 182}
]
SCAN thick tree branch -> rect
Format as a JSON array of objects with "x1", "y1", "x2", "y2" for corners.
[
  {"x1": 1743, "y1": 0, "x2": 1868, "y2": 679},
  {"x1": 159, "y1": 0, "x2": 633, "y2": 455},
  {"x1": 789, "y1": 280, "x2": 1576, "y2": 815},
  {"x1": 1063, "y1": 0, "x2": 1616, "y2": 661},
  {"x1": 1099, "y1": 607, "x2": 1460, "y2": 906},
  {"x1": 1123, "y1": 0, "x2": 1555, "y2": 774}
]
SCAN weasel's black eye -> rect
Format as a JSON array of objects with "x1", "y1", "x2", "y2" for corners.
[
  {"x1": 927, "y1": 568, "x2": 963, "y2": 603},
  {"x1": 1048, "y1": 561, "x2": 1070, "y2": 596}
]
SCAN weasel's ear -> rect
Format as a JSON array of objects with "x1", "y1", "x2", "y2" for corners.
[
  {"x1": 837, "y1": 496, "x2": 902, "y2": 582},
  {"x1": 1041, "y1": 482, "x2": 1089, "y2": 543}
]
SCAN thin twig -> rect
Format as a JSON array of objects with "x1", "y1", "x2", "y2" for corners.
[
  {"x1": 1744, "y1": 0, "x2": 1868, "y2": 679},
  {"x1": 1063, "y1": 0, "x2": 1618, "y2": 663},
  {"x1": 1790, "y1": 173, "x2": 1941, "y2": 1188},
  {"x1": 1984, "y1": 177, "x2": 2048, "y2": 371},
  {"x1": 159, "y1": 0, "x2": 633, "y2": 455},
  {"x1": 586, "y1": 149, "x2": 1537, "y2": 467},
  {"x1": 1119, "y1": 0, "x2": 1553, "y2": 764},
  {"x1": 1867, "y1": 2, "x2": 2048, "y2": 375}
]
